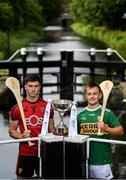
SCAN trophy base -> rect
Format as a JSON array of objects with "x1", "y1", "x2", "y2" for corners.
[{"x1": 54, "y1": 127, "x2": 68, "y2": 136}]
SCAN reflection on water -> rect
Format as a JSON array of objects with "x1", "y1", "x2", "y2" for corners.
[
  {"x1": 112, "y1": 143, "x2": 126, "y2": 178},
  {"x1": 0, "y1": 111, "x2": 18, "y2": 179},
  {"x1": 0, "y1": 112, "x2": 10, "y2": 140},
  {"x1": 0, "y1": 143, "x2": 18, "y2": 179}
]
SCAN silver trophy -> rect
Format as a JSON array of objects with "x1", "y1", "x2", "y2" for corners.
[{"x1": 52, "y1": 99, "x2": 72, "y2": 136}]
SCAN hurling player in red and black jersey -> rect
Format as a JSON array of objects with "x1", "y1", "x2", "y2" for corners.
[{"x1": 9, "y1": 74, "x2": 55, "y2": 178}]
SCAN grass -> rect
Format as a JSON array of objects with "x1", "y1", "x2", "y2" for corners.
[
  {"x1": 0, "y1": 25, "x2": 42, "y2": 60},
  {"x1": 71, "y1": 22, "x2": 126, "y2": 59}
]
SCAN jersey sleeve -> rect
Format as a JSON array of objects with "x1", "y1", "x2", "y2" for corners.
[
  {"x1": 106, "y1": 110, "x2": 121, "y2": 128},
  {"x1": 10, "y1": 105, "x2": 20, "y2": 121}
]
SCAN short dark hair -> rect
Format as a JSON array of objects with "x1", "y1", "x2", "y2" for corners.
[
  {"x1": 24, "y1": 74, "x2": 41, "y2": 85},
  {"x1": 84, "y1": 82, "x2": 102, "y2": 94}
]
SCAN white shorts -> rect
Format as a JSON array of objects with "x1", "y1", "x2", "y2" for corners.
[{"x1": 89, "y1": 164, "x2": 113, "y2": 179}]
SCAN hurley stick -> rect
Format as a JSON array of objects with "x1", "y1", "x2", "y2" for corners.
[
  {"x1": 5, "y1": 77, "x2": 34, "y2": 146},
  {"x1": 97, "y1": 80, "x2": 113, "y2": 135}
]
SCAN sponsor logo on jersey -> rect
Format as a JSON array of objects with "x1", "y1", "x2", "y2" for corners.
[
  {"x1": 80, "y1": 123, "x2": 98, "y2": 134},
  {"x1": 26, "y1": 115, "x2": 43, "y2": 127},
  {"x1": 40, "y1": 107, "x2": 45, "y2": 112}
]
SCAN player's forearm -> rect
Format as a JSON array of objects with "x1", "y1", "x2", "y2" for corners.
[
  {"x1": 105, "y1": 126, "x2": 124, "y2": 135},
  {"x1": 9, "y1": 129, "x2": 23, "y2": 139}
]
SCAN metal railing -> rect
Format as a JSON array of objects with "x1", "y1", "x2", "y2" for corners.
[
  {"x1": 4, "y1": 47, "x2": 126, "y2": 62},
  {"x1": 1, "y1": 47, "x2": 126, "y2": 103}
]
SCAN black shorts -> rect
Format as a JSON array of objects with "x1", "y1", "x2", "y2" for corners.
[{"x1": 16, "y1": 154, "x2": 40, "y2": 178}]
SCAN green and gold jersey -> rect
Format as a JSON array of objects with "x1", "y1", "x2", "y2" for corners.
[{"x1": 77, "y1": 105, "x2": 121, "y2": 165}]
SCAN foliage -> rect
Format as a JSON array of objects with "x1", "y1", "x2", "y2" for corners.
[
  {"x1": 71, "y1": 22, "x2": 126, "y2": 58},
  {"x1": 0, "y1": 0, "x2": 43, "y2": 30},
  {"x1": 14, "y1": 0, "x2": 43, "y2": 28},
  {"x1": 69, "y1": 0, "x2": 126, "y2": 29},
  {"x1": 0, "y1": 0, "x2": 63, "y2": 59},
  {"x1": 38, "y1": 0, "x2": 62, "y2": 25},
  {"x1": 0, "y1": 0, "x2": 63, "y2": 29},
  {"x1": 0, "y1": 31, "x2": 7, "y2": 58},
  {"x1": 0, "y1": 2, "x2": 14, "y2": 30},
  {"x1": 0, "y1": 26, "x2": 42, "y2": 60}
]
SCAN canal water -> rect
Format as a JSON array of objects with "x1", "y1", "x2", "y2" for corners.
[
  {"x1": 0, "y1": 32, "x2": 126, "y2": 178},
  {"x1": 0, "y1": 112, "x2": 18, "y2": 179}
]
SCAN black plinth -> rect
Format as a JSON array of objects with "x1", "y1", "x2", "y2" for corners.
[
  {"x1": 40, "y1": 134, "x2": 88, "y2": 179},
  {"x1": 40, "y1": 135, "x2": 63, "y2": 179},
  {"x1": 65, "y1": 136, "x2": 87, "y2": 179}
]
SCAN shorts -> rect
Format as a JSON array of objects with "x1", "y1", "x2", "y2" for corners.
[
  {"x1": 89, "y1": 164, "x2": 113, "y2": 179},
  {"x1": 16, "y1": 154, "x2": 40, "y2": 178}
]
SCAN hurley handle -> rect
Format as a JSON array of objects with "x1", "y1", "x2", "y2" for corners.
[
  {"x1": 97, "y1": 80, "x2": 113, "y2": 135},
  {"x1": 5, "y1": 77, "x2": 34, "y2": 146}
]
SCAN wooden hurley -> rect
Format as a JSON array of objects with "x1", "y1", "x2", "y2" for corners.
[
  {"x1": 97, "y1": 80, "x2": 113, "y2": 135},
  {"x1": 5, "y1": 77, "x2": 34, "y2": 146}
]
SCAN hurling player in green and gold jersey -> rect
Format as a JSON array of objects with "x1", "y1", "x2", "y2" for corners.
[{"x1": 77, "y1": 82, "x2": 124, "y2": 179}]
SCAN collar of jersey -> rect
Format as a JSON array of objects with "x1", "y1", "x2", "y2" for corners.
[
  {"x1": 25, "y1": 97, "x2": 40, "y2": 104},
  {"x1": 85, "y1": 104, "x2": 101, "y2": 111}
]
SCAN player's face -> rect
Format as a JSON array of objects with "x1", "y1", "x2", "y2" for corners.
[
  {"x1": 25, "y1": 81, "x2": 41, "y2": 98},
  {"x1": 85, "y1": 86, "x2": 101, "y2": 106}
]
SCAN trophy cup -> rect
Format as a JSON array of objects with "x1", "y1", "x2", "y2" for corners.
[{"x1": 52, "y1": 99, "x2": 72, "y2": 136}]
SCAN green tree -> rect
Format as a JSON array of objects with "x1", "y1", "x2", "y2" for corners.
[
  {"x1": 0, "y1": 2, "x2": 14, "y2": 30},
  {"x1": 13, "y1": 0, "x2": 43, "y2": 28},
  {"x1": 0, "y1": 0, "x2": 43, "y2": 30},
  {"x1": 38, "y1": 0, "x2": 62, "y2": 25},
  {"x1": 69, "y1": 0, "x2": 126, "y2": 29}
]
